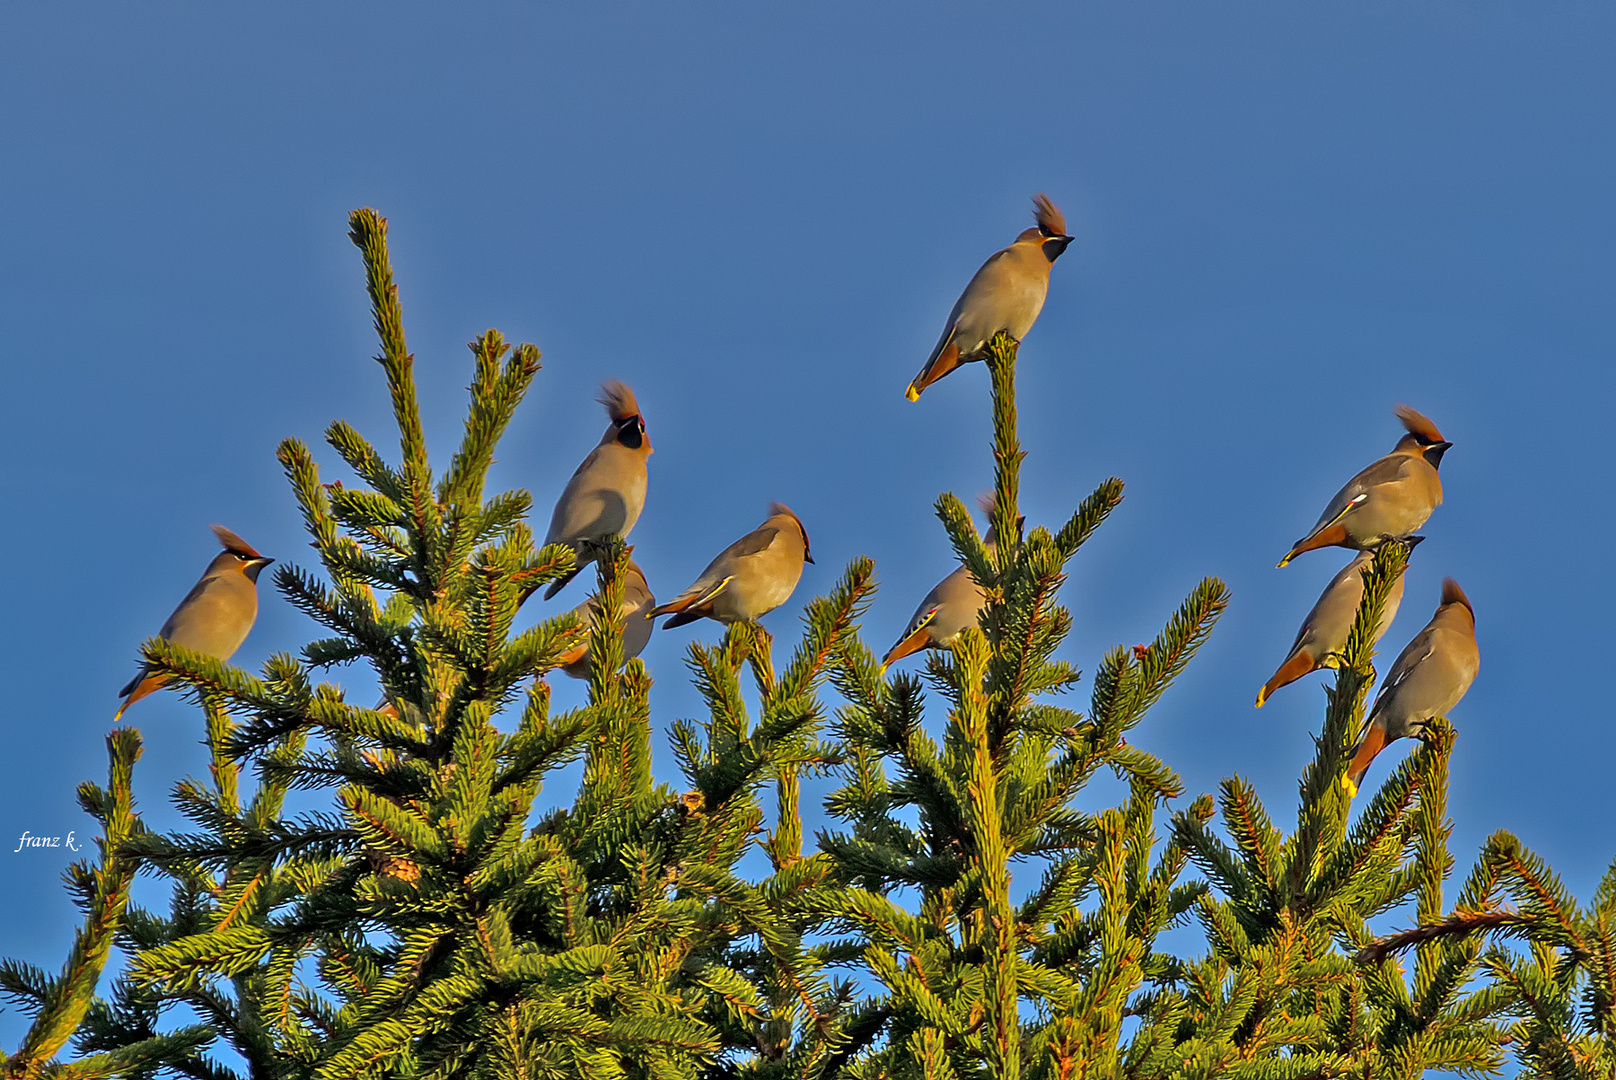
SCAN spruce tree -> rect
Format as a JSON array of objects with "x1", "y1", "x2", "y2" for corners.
[
  {"x1": 6, "y1": 208, "x2": 1612, "y2": 1080},
  {"x1": 21, "y1": 209, "x2": 868, "y2": 1080},
  {"x1": 819, "y1": 334, "x2": 1230, "y2": 1079}
]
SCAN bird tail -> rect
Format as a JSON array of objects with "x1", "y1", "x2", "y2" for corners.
[
  {"x1": 650, "y1": 577, "x2": 731, "y2": 629},
  {"x1": 648, "y1": 592, "x2": 702, "y2": 629},
  {"x1": 543, "y1": 566, "x2": 583, "y2": 601},
  {"x1": 114, "y1": 671, "x2": 166, "y2": 721},
  {"x1": 907, "y1": 334, "x2": 962, "y2": 402},
  {"x1": 881, "y1": 624, "x2": 934, "y2": 671},
  {"x1": 1255, "y1": 651, "x2": 1317, "y2": 708},
  {"x1": 1342, "y1": 721, "x2": 1389, "y2": 797},
  {"x1": 1277, "y1": 523, "x2": 1350, "y2": 568},
  {"x1": 554, "y1": 639, "x2": 590, "y2": 672}
]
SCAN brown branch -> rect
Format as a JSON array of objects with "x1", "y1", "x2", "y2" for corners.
[{"x1": 1355, "y1": 907, "x2": 1519, "y2": 964}]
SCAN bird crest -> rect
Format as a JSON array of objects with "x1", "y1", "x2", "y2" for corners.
[
  {"x1": 1032, "y1": 193, "x2": 1067, "y2": 238},
  {"x1": 598, "y1": 379, "x2": 642, "y2": 421},
  {"x1": 975, "y1": 491, "x2": 1024, "y2": 546},
  {"x1": 1440, "y1": 577, "x2": 1473, "y2": 616},
  {"x1": 768, "y1": 501, "x2": 811, "y2": 556},
  {"x1": 1394, "y1": 404, "x2": 1445, "y2": 446},
  {"x1": 210, "y1": 525, "x2": 263, "y2": 559}
]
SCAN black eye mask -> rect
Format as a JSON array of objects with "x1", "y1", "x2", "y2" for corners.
[{"x1": 616, "y1": 417, "x2": 645, "y2": 450}]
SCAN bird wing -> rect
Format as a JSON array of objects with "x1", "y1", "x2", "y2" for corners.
[
  {"x1": 546, "y1": 443, "x2": 647, "y2": 546},
  {"x1": 1305, "y1": 455, "x2": 1417, "y2": 537},
  {"x1": 947, "y1": 250, "x2": 1013, "y2": 346},
  {"x1": 1368, "y1": 628, "x2": 1438, "y2": 719},
  {"x1": 686, "y1": 575, "x2": 735, "y2": 610},
  {"x1": 544, "y1": 447, "x2": 606, "y2": 545},
  {"x1": 922, "y1": 321, "x2": 959, "y2": 372},
  {"x1": 657, "y1": 525, "x2": 784, "y2": 619},
  {"x1": 156, "y1": 576, "x2": 218, "y2": 640},
  {"x1": 725, "y1": 525, "x2": 780, "y2": 560},
  {"x1": 160, "y1": 573, "x2": 256, "y2": 658},
  {"x1": 1339, "y1": 454, "x2": 1419, "y2": 506}
]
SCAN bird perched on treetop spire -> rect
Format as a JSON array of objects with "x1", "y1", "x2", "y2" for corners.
[
  {"x1": 905, "y1": 194, "x2": 1073, "y2": 401},
  {"x1": 1343, "y1": 578, "x2": 1479, "y2": 797},
  {"x1": 1255, "y1": 545, "x2": 1415, "y2": 708},
  {"x1": 542, "y1": 380, "x2": 652, "y2": 600},
  {"x1": 881, "y1": 495, "x2": 1019, "y2": 672},
  {"x1": 114, "y1": 525, "x2": 274, "y2": 721},
  {"x1": 1278, "y1": 405, "x2": 1451, "y2": 568}
]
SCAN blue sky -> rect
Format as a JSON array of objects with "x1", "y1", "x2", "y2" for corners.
[{"x1": 2, "y1": 2, "x2": 1613, "y2": 1039}]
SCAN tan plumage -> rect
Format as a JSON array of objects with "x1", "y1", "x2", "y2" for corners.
[
  {"x1": 881, "y1": 564, "x2": 986, "y2": 670},
  {"x1": 554, "y1": 561, "x2": 656, "y2": 679},
  {"x1": 1344, "y1": 578, "x2": 1479, "y2": 796},
  {"x1": 906, "y1": 194, "x2": 1073, "y2": 401},
  {"x1": 881, "y1": 499, "x2": 1019, "y2": 670},
  {"x1": 543, "y1": 380, "x2": 652, "y2": 599},
  {"x1": 1278, "y1": 405, "x2": 1451, "y2": 568},
  {"x1": 649, "y1": 503, "x2": 813, "y2": 629},
  {"x1": 115, "y1": 526, "x2": 274, "y2": 720},
  {"x1": 1255, "y1": 546, "x2": 1414, "y2": 708}
]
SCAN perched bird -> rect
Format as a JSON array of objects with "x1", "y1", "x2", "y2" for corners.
[
  {"x1": 1344, "y1": 578, "x2": 1479, "y2": 797},
  {"x1": 905, "y1": 194, "x2": 1073, "y2": 401},
  {"x1": 1255, "y1": 544, "x2": 1417, "y2": 708},
  {"x1": 554, "y1": 560, "x2": 656, "y2": 678},
  {"x1": 882, "y1": 562, "x2": 987, "y2": 672},
  {"x1": 881, "y1": 500, "x2": 1020, "y2": 671},
  {"x1": 542, "y1": 380, "x2": 652, "y2": 600},
  {"x1": 1278, "y1": 405, "x2": 1451, "y2": 568},
  {"x1": 650, "y1": 503, "x2": 813, "y2": 629},
  {"x1": 114, "y1": 526, "x2": 274, "y2": 720}
]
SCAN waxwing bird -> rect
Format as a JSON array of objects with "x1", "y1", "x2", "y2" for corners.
[
  {"x1": 1255, "y1": 544, "x2": 1418, "y2": 708},
  {"x1": 554, "y1": 561, "x2": 656, "y2": 679},
  {"x1": 1278, "y1": 405, "x2": 1451, "y2": 568},
  {"x1": 881, "y1": 500, "x2": 1022, "y2": 671},
  {"x1": 650, "y1": 503, "x2": 812, "y2": 628},
  {"x1": 906, "y1": 194, "x2": 1073, "y2": 401},
  {"x1": 1343, "y1": 578, "x2": 1479, "y2": 797},
  {"x1": 882, "y1": 563, "x2": 987, "y2": 671},
  {"x1": 115, "y1": 526, "x2": 274, "y2": 720},
  {"x1": 542, "y1": 380, "x2": 652, "y2": 600}
]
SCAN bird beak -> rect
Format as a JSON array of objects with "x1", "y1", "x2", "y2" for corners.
[{"x1": 804, "y1": 552, "x2": 815, "y2": 565}]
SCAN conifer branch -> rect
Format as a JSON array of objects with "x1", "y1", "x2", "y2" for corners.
[{"x1": 4, "y1": 732, "x2": 147, "y2": 1080}]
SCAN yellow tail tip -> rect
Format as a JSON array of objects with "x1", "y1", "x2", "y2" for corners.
[
  {"x1": 1341, "y1": 775, "x2": 1359, "y2": 798},
  {"x1": 1277, "y1": 554, "x2": 1294, "y2": 569},
  {"x1": 112, "y1": 703, "x2": 128, "y2": 722},
  {"x1": 1254, "y1": 688, "x2": 1267, "y2": 709},
  {"x1": 904, "y1": 384, "x2": 921, "y2": 403},
  {"x1": 878, "y1": 663, "x2": 888, "y2": 679}
]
